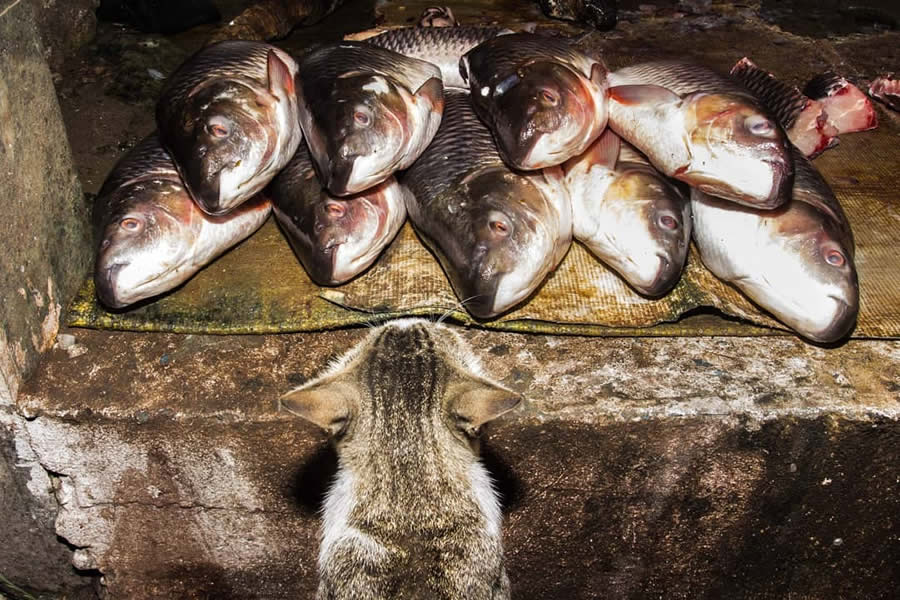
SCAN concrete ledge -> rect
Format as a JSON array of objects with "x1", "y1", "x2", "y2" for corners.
[{"x1": 15, "y1": 327, "x2": 900, "y2": 598}]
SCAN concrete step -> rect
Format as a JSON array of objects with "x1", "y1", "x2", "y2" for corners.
[{"x1": 12, "y1": 327, "x2": 900, "y2": 599}]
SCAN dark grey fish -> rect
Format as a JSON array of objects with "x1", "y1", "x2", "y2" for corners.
[
  {"x1": 269, "y1": 142, "x2": 407, "y2": 285},
  {"x1": 608, "y1": 60, "x2": 794, "y2": 209},
  {"x1": 365, "y1": 25, "x2": 511, "y2": 88},
  {"x1": 460, "y1": 32, "x2": 609, "y2": 170},
  {"x1": 403, "y1": 91, "x2": 572, "y2": 319},
  {"x1": 692, "y1": 148, "x2": 858, "y2": 343},
  {"x1": 93, "y1": 134, "x2": 271, "y2": 308},
  {"x1": 297, "y1": 41, "x2": 443, "y2": 196},
  {"x1": 156, "y1": 40, "x2": 301, "y2": 215},
  {"x1": 563, "y1": 130, "x2": 691, "y2": 296}
]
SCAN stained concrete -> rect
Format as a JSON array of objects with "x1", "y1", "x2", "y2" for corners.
[
  {"x1": 14, "y1": 327, "x2": 900, "y2": 598},
  {"x1": 0, "y1": 0, "x2": 91, "y2": 406},
  {"x1": 2, "y1": 0, "x2": 900, "y2": 598}
]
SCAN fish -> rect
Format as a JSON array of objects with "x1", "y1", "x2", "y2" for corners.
[
  {"x1": 459, "y1": 32, "x2": 609, "y2": 170},
  {"x1": 296, "y1": 41, "x2": 444, "y2": 197},
  {"x1": 691, "y1": 148, "x2": 858, "y2": 343},
  {"x1": 403, "y1": 91, "x2": 573, "y2": 319},
  {"x1": 730, "y1": 57, "x2": 839, "y2": 158},
  {"x1": 156, "y1": 40, "x2": 301, "y2": 216},
  {"x1": 269, "y1": 141, "x2": 407, "y2": 285},
  {"x1": 417, "y1": 5, "x2": 458, "y2": 27},
  {"x1": 607, "y1": 60, "x2": 794, "y2": 210},
  {"x1": 563, "y1": 129, "x2": 691, "y2": 296},
  {"x1": 538, "y1": 0, "x2": 618, "y2": 31},
  {"x1": 869, "y1": 75, "x2": 900, "y2": 111},
  {"x1": 93, "y1": 134, "x2": 272, "y2": 309},
  {"x1": 804, "y1": 72, "x2": 878, "y2": 134},
  {"x1": 364, "y1": 25, "x2": 512, "y2": 88}
]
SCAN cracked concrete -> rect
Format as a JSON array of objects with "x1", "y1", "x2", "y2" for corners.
[{"x1": 1, "y1": 0, "x2": 899, "y2": 598}]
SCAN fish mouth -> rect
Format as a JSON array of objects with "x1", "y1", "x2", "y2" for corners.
[
  {"x1": 760, "y1": 157, "x2": 794, "y2": 210},
  {"x1": 94, "y1": 263, "x2": 127, "y2": 309},
  {"x1": 807, "y1": 296, "x2": 857, "y2": 343},
  {"x1": 641, "y1": 255, "x2": 678, "y2": 297}
]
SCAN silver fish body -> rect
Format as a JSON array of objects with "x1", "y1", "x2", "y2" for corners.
[
  {"x1": 365, "y1": 26, "x2": 511, "y2": 88},
  {"x1": 297, "y1": 41, "x2": 444, "y2": 196},
  {"x1": 269, "y1": 142, "x2": 407, "y2": 285},
  {"x1": 608, "y1": 60, "x2": 793, "y2": 210},
  {"x1": 691, "y1": 149, "x2": 858, "y2": 343},
  {"x1": 564, "y1": 131, "x2": 691, "y2": 296},
  {"x1": 156, "y1": 40, "x2": 301, "y2": 215},
  {"x1": 460, "y1": 32, "x2": 609, "y2": 170},
  {"x1": 93, "y1": 134, "x2": 272, "y2": 308},
  {"x1": 403, "y1": 91, "x2": 573, "y2": 319}
]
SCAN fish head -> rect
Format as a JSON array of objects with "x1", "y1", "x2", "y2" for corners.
[
  {"x1": 169, "y1": 78, "x2": 277, "y2": 215},
  {"x1": 308, "y1": 73, "x2": 416, "y2": 196},
  {"x1": 735, "y1": 201, "x2": 858, "y2": 343},
  {"x1": 603, "y1": 164, "x2": 691, "y2": 296},
  {"x1": 453, "y1": 168, "x2": 556, "y2": 318},
  {"x1": 482, "y1": 60, "x2": 603, "y2": 169},
  {"x1": 94, "y1": 181, "x2": 198, "y2": 308},
  {"x1": 681, "y1": 92, "x2": 793, "y2": 209},
  {"x1": 310, "y1": 181, "x2": 395, "y2": 284}
]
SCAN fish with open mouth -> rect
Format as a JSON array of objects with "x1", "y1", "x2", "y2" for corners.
[
  {"x1": 296, "y1": 41, "x2": 444, "y2": 196},
  {"x1": 691, "y1": 148, "x2": 858, "y2": 343},
  {"x1": 403, "y1": 91, "x2": 573, "y2": 319},
  {"x1": 563, "y1": 129, "x2": 691, "y2": 296},
  {"x1": 364, "y1": 25, "x2": 512, "y2": 88},
  {"x1": 460, "y1": 32, "x2": 609, "y2": 170},
  {"x1": 269, "y1": 142, "x2": 407, "y2": 285},
  {"x1": 93, "y1": 134, "x2": 272, "y2": 309},
  {"x1": 156, "y1": 40, "x2": 301, "y2": 216},
  {"x1": 607, "y1": 60, "x2": 794, "y2": 210}
]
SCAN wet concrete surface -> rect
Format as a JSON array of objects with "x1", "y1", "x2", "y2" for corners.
[{"x1": 9, "y1": 0, "x2": 900, "y2": 597}]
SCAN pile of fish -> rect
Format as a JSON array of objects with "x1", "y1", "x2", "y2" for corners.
[{"x1": 93, "y1": 13, "x2": 884, "y2": 343}]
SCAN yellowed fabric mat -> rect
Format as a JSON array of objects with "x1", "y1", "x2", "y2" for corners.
[{"x1": 68, "y1": 112, "x2": 900, "y2": 338}]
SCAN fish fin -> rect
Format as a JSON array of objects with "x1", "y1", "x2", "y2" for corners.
[
  {"x1": 279, "y1": 379, "x2": 355, "y2": 437},
  {"x1": 267, "y1": 49, "x2": 295, "y2": 98},
  {"x1": 587, "y1": 129, "x2": 621, "y2": 169},
  {"x1": 414, "y1": 76, "x2": 444, "y2": 109},
  {"x1": 609, "y1": 84, "x2": 680, "y2": 106},
  {"x1": 447, "y1": 373, "x2": 520, "y2": 436}
]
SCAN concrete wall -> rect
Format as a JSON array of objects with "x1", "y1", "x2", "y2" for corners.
[
  {"x1": 0, "y1": 0, "x2": 91, "y2": 406},
  {"x1": 0, "y1": 0, "x2": 93, "y2": 595}
]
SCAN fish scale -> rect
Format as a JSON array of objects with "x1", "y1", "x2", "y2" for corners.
[
  {"x1": 609, "y1": 60, "x2": 751, "y2": 97},
  {"x1": 159, "y1": 41, "x2": 281, "y2": 104},
  {"x1": 462, "y1": 32, "x2": 599, "y2": 81},
  {"x1": 404, "y1": 91, "x2": 502, "y2": 204},
  {"x1": 299, "y1": 41, "x2": 440, "y2": 94},
  {"x1": 96, "y1": 134, "x2": 181, "y2": 202},
  {"x1": 365, "y1": 26, "x2": 510, "y2": 88}
]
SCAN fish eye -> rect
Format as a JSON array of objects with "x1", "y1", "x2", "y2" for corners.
[
  {"x1": 354, "y1": 109, "x2": 372, "y2": 127},
  {"x1": 744, "y1": 115, "x2": 776, "y2": 138},
  {"x1": 325, "y1": 201, "x2": 346, "y2": 218},
  {"x1": 538, "y1": 87, "x2": 559, "y2": 107},
  {"x1": 487, "y1": 211, "x2": 511, "y2": 237},
  {"x1": 206, "y1": 117, "x2": 231, "y2": 138},
  {"x1": 825, "y1": 249, "x2": 846, "y2": 267},
  {"x1": 658, "y1": 214, "x2": 679, "y2": 230},
  {"x1": 120, "y1": 217, "x2": 142, "y2": 232}
]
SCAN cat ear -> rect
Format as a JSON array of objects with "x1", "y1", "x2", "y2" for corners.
[
  {"x1": 280, "y1": 379, "x2": 356, "y2": 437},
  {"x1": 448, "y1": 376, "x2": 521, "y2": 437}
]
